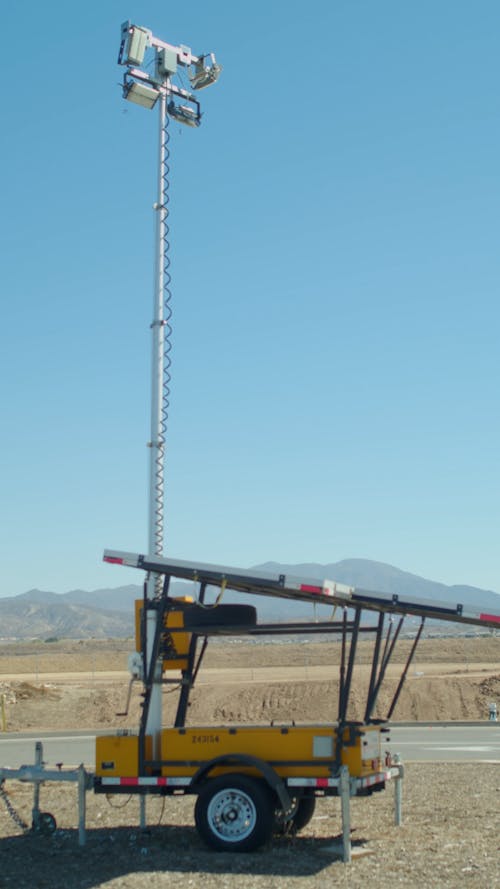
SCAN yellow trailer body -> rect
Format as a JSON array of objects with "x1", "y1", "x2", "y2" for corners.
[
  {"x1": 95, "y1": 724, "x2": 383, "y2": 781},
  {"x1": 159, "y1": 723, "x2": 383, "y2": 780},
  {"x1": 95, "y1": 734, "x2": 153, "y2": 777}
]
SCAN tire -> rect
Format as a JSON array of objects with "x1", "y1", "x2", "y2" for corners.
[
  {"x1": 194, "y1": 774, "x2": 274, "y2": 852},
  {"x1": 291, "y1": 795, "x2": 316, "y2": 831},
  {"x1": 275, "y1": 795, "x2": 316, "y2": 834}
]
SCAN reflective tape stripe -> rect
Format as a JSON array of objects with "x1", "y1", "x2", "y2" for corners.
[
  {"x1": 100, "y1": 772, "x2": 392, "y2": 791},
  {"x1": 100, "y1": 776, "x2": 191, "y2": 787},
  {"x1": 286, "y1": 771, "x2": 390, "y2": 790},
  {"x1": 480, "y1": 612, "x2": 500, "y2": 624},
  {"x1": 285, "y1": 777, "x2": 332, "y2": 787}
]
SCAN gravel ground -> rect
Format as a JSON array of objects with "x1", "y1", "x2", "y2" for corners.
[
  {"x1": 1, "y1": 638, "x2": 498, "y2": 886},
  {"x1": 0, "y1": 762, "x2": 498, "y2": 889}
]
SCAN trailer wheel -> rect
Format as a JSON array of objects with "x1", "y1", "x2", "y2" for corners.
[
  {"x1": 194, "y1": 774, "x2": 273, "y2": 852},
  {"x1": 275, "y1": 794, "x2": 316, "y2": 834}
]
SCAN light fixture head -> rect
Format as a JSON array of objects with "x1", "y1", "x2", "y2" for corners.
[
  {"x1": 119, "y1": 22, "x2": 151, "y2": 67},
  {"x1": 188, "y1": 53, "x2": 222, "y2": 90},
  {"x1": 167, "y1": 99, "x2": 201, "y2": 127},
  {"x1": 123, "y1": 78, "x2": 160, "y2": 109}
]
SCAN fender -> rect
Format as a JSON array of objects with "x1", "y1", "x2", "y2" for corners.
[{"x1": 190, "y1": 753, "x2": 292, "y2": 812}]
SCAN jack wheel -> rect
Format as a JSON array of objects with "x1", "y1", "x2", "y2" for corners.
[{"x1": 32, "y1": 811, "x2": 57, "y2": 835}]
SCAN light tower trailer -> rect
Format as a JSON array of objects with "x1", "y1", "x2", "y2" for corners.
[{"x1": 95, "y1": 549, "x2": 500, "y2": 855}]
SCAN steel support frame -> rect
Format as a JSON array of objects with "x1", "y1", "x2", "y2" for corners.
[
  {"x1": 174, "y1": 582, "x2": 208, "y2": 727},
  {"x1": 136, "y1": 573, "x2": 428, "y2": 777},
  {"x1": 387, "y1": 618, "x2": 425, "y2": 719},
  {"x1": 364, "y1": 615, "x2": 404, "y2": 722},
  {"x1": 338, "y1": 608, "x2": 361, "y2": 724},
  {"x1": 139, "y1": 575, "x2": 171, "y2": 775}
]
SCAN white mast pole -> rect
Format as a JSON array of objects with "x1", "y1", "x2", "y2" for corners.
[
  {"x1": 146, "y1": 83, "x2": 169, "y2": 744},
  {"x1": 148, "y1": 83, "x2": 167, "y2": 567}
]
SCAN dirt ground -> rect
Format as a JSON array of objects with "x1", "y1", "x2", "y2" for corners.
[
  {"x1": 0, "y1": 636, "x2": 498, "y2": 731},
  {"x1": 0, "y1": 636, "x2": 498, "y2": 888},
  {"x1": 0, "y1": 763, "x2": 498, "y2": 889}
]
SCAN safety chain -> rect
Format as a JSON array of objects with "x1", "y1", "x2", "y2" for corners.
[{"x1": 0, "y1": 781, "x2": 29, "y2": 832}]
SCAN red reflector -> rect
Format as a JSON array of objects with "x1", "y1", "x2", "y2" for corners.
[
  {"x1": 480, "y1": 613, "x2": 500, "y2": 624},
  {"x1": 316, "y1": 778, "x2": 329, "y2": 788},
  {"x1": 120, "y1": 777, "x2": 139, "y2": 786},
  {"x1": 300, "y1": 584, "x2": 322, "y2": 594},
  {"x1": 104, "y1": 556, "x2": 124, "y2": 565}
]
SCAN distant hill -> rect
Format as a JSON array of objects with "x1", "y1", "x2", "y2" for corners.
[
  {"x1": 0, "y1": 598, "x2": 133, "y2": 640},
  {"x1": 62, "y1": 584, "x2": 142, "y2": 612},
  {"x1": 0, "y1": 559, "x2": 498, "y2": 640}
]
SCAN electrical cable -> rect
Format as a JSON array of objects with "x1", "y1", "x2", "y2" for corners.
[
  {"x1": 160, "y1": 110, "x2": 173, "y2": 554},
  {"x1": 152, "y1": 100, "x2": 172, "y2": 597},
  {"x1": 106, "y1": 793, "x2": 132, "y2": 808},
  {"x1": 156, "y1": 795, "x2": 166, "y2": 825}
]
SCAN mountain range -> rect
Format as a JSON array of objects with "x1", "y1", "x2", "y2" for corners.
[{"x1": 0, "y1": 559, "x2": 498, "y2": 640}]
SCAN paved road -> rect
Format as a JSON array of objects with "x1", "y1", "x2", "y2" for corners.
[
  {"x1": 1, "y1": 663, "x2": 497, "y2": 684},
  {"x1": 386, "y1": 723, "x2": 500, "y2": 762},
  {"x1": 0, "y1": 724, "x2": 498, "y2": 770}
]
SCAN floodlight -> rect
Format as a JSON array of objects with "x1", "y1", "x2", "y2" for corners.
[
  {"x1": 167, "y1": 99, "x2": 201, "y2": 127},
  {"x1": 123, "y1": 78, "x2": 160, "y2": 109},
  {"x1": 189, "y1": 53, "x2": 222, "y2": 90}
]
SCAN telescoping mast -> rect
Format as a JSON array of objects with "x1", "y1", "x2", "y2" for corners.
[{"x1": 116, "y1": 21, "x2": 221, "y2": 754}]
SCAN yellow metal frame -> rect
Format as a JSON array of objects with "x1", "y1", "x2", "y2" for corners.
[{"x1": 134, "y1": 597, "x2": 192, "y2": 671}]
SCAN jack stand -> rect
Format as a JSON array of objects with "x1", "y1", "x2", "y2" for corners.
[
  {"x1": 31, "y1": 742, "x2": 56, "y2": 835},
  {"x1": 0, "y1": 740, "x2": 92, "y2": 846}
]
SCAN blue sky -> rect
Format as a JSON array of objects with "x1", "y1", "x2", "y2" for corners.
[{"x1": 1, "y1": 1, "x2": 499, "y2": 596}]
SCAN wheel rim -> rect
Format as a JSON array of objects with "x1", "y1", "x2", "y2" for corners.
[{"x1": 207, "y1": 788, "x2": 257, "y2": 843}]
